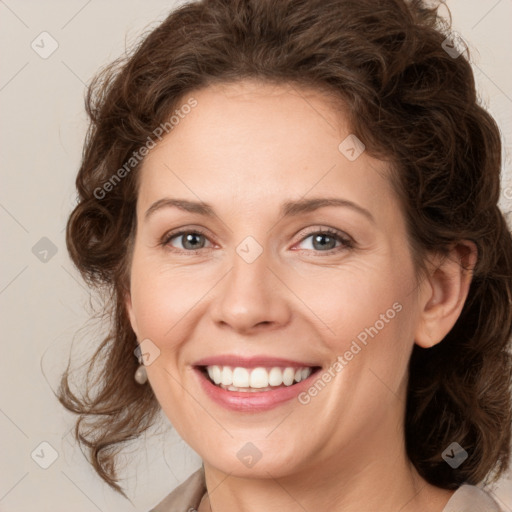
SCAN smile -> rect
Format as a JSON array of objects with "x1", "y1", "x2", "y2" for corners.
[
  {"x1": 193, "y1": 355, "x2": 322, "y2": 411},
  {"x1": 204, "y1": 365, "x2": 314, "y2": 392}
]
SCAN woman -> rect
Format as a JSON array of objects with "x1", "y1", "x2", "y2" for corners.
[{"x1": 59, "y1": 0, "x2": 512, "y2": 510}]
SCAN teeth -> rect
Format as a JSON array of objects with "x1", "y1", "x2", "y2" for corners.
[
  {"x1": 221, "y1": 366, "x2": 233, "y2": 386},
  {"x1": 233, "y1": 367, "x2": 250, "y2": 387},
  {"x1": 268, "y1": 367, "x2": 283, "y2": 386},
  {"x1": 205, "y1": 365, "x2": 313, "y2": 390},
  {"x1": 282, "y1": 367, "x2": 295, "y2": 386},
  {"x1": 207, "y1": 365, "x2": 222, "y2": 385},
  {"x1": 249, "y1": 367, "x2": 269, "y2": 388}
]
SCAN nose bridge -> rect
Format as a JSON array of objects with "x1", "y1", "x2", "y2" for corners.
[{"x1": 211, "y1": 236, "x2": 289, "y2": 332}]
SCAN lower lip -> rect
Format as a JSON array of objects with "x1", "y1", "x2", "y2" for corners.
[{"x1": 194, "y1": 367, "x2": 320, "y2": 412}]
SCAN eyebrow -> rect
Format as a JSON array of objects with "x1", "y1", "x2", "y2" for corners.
[{"x1": 144, "y1": 197, "x2": 375, "y2": 223}]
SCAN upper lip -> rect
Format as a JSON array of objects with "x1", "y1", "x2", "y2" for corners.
[{"x1": 193, "y1": 354, "x2": 321, "y2": 369}]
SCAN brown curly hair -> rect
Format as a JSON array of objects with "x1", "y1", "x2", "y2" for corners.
[{"x1": 58, "y1": 0, "x2": 512, "y2": 496}]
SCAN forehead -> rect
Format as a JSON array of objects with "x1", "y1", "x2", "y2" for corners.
[{"x1": 136, "y1": 80, "x2": 395, "y2": 220}]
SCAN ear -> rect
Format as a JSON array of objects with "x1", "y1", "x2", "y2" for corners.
[
  {"x1": 124, "y1": 290, "x2": 139, "y2": 339},
  {"x1": 414, "y1": 241, "x2": 478, "y2": 349}
]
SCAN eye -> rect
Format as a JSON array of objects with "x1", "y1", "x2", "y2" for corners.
[
  {"x1": 160, "y1": 226, "x2": 354, "y2": 255},
  {"x1": 161, "y1": 228, "x2": 213, "y2": 253},
  {"x1": 294, "y1": 228, "x2": 353, "y2": 254}
]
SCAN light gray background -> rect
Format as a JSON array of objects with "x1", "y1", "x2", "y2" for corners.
[{"x1": 1, "y1": 1, "x2": 511, "y2": 511}]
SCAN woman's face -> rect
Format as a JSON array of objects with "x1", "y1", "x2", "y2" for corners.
[{"x1": 126, "y1": 80, "x2": 426, "y2": 479}]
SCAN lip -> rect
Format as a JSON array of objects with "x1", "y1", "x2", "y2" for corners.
[
  {"x1": 193, "y1": 354, "x2": 319, "y2": 369},
  {"x1": 193, "y1": 364, "x2": 322, "y2": 412}
]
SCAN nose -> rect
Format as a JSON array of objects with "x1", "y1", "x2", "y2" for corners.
[{"x1": 209, "y1": 246, "x2": 292, "y2": 334}]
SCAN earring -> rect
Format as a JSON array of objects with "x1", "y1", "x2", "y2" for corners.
[{"x1": 134, "y1": 364, "x2": 148, "y2": 385}]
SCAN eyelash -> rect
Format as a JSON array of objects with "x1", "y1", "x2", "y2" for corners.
[{"x1": 159, "y1": 226, "x2": 354, "y2": 256}]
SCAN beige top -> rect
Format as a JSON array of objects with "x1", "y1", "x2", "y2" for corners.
[{"x1": 149, "y1": 466, "x2": 503, "y2": 512}]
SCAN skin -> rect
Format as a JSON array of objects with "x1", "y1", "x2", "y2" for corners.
[{"x1": 125, "y1": 79, "x2": 477, "y2": 512}]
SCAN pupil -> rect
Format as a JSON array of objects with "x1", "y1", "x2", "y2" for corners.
[
  {"x1": 314, "y1": 234, "x2": 334, "y2": 250},
  {"x1": 184, "y1": 233, "x2": 203, "y2": 250}
]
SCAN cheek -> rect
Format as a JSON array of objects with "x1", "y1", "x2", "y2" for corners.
[
  {"x1": 129, "y1": 256, "x2": 216, "y2": 345},
  {"x1": 309, "y1": 255, "x2": 418, "y2": 377},
  {"x1": 307, "y1": 261, "x2": 412, "y2": 337}
]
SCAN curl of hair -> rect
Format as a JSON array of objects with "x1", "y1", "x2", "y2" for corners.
[{"x1": 59, "y1": 0, "x2": 512, "y2": 494}]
